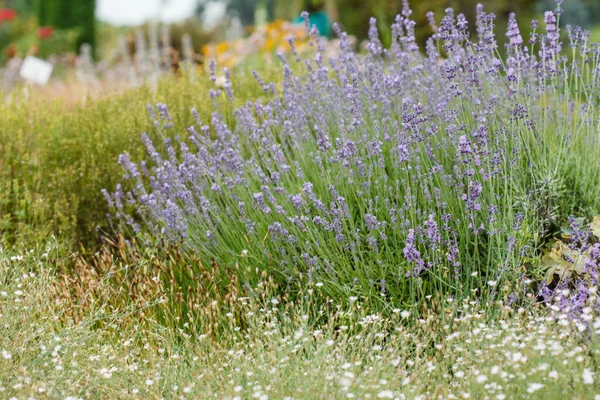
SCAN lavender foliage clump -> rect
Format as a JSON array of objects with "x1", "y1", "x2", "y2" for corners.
[{"x1": 106, "y1": 4, "x2": 600, "y2": 303}]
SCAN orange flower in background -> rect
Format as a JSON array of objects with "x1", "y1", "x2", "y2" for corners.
[
  {"x1": 5, "y1": 45, "x2": 16, "y2": 58},
  {"x1": 37, "y1": 26, "x2": 54, "y2": 39},
  {"x1": 0, "y1": 8, "x2": 16, "y2": 21},
  {"x1": 215, "y1": 42, "x2": 229, "y2": 54}
]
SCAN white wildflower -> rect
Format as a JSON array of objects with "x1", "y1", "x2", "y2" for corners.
[
  {"x1": 377, "y1": 390, "x2": 394, "y2": 398},
  {"x1": 99, "y1": 368, "x2": 112, "y2": 378},
  {"x1": 526, "y1": 383, "x2": 544, "y2": 393},
  {"x1": 583, "y1": 368, "x2": 594, "y2": 385}
]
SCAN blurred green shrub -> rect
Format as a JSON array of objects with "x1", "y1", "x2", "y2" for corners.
[
  {"x1": 135, "y1": 19, "x2": 215, "y2": 57},
  {"x1": 0, "y1": 67, "x2": 273, "y2": 253},
  {"x1": 35, "y1": 0, "x2": 96, "y2": 55},
  {"x1": 36, "y1": 27, "x2": 78, "y2": 58},
  {"x1": 168, "y1": 19, "x2": 215, "y2": 55}
]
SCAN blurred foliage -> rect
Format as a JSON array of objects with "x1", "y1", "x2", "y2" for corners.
[
  {"x1": 0, "y1": 15, "x2": 34, "y2": 62},
  {"x1": 0, "y1": 18, "x2": 77, "y2": 63},
  {"x1": 0, "y1": 66, "x2": 278, "y2": 254},
  {"x1": 537, "y1": 0, "x2": 600, "y2": 29},
  {"x1": 195, "y1": 0, "x2": 541, "y2": 51},
  {"x1": 196, "y1": 0, "x2": 276, "y2": 27},
  {"x1": 35, "y1": 0, "x2": 96, "y2": 55},
  {"x1": 35, "y1": 28, "x2": 78, "y2": 57},
  {"x1": 0, "y1": 0, "x2": 81, "y2": 63},
  {"x1": 202, "y1": 19, "x2": 307, "y2": 68},
  {"x1": 1, "y1": 0, "x2": 34, "y2": 15},
  {"x1": 295, "y1": 0, "x2": 537, "y2": 47},
  {"x1": 96, "y1": 21, "x2": 131, "y2": 60},
  {"x1": 137, "y1": 19, "x2": 215, "y2": 55}
]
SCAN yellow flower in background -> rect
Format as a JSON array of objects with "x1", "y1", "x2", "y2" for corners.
[{"x1": 202, "y1": 19, "x2": 319, "y2": 69}]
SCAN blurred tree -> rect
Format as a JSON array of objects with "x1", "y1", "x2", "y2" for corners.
[
  {"x1": 77, "y1": 0, "x2": 96, "y2": 52},
  {"x1": 35, "y1": 0, "x2": 95, "y2": 54},
  {"x1": 3, "y1": 0, "x2": 35, "y2": 15}
]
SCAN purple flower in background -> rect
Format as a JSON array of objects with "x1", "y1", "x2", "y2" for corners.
[
  {"x1": 554, "y1": 0, "x2": 564, "y2": 15},
  {"x1": 439, "y1": 8, "x2": 455, "y2": 51},
  {"x1": 543, "y1": 11, "x2": 561, "y2": 61},
  {"x1": 458, "y1": 135, "x2": 472, "y2": 154},
  {"x1": 506, "y1": 13, "x2": 523, "y2": 50},
  {"x1": 300, "y1": 11, "x2": 310, "y2": 31},
  {"x1": 253, "y1": 192, "x2": 271, "y2": 214},
  {"x1": 404, "y1": 229, "x2": 426, "y2": 277},
  {"x1": 424, "y1": 214, "x2": 441, "y2": 246},
  {"x1": 209, "y1": 59, "x2": 216, "y2": 82},
  {"x1": 147, "y1": 104, "x2": 159, "y2": 127},
  {"x1": 567, "y1": 216, "x2": 590, "y2": 249},
  {"x1": 118, "y1": 153, "x2": 140, "y2": 179},
  {"x1": 223, "y1": 68, "x2": 234, "y2": 102},
  {"x1": 314, "y1": 124, "x2": 331, "y2": 152},
  {"x1": 456, "y1": 13, "x2": 469, "y2": 41},
  {"x1": 157, "y1": 103, "x2": 174, "y2": 129},
  {"x1": 162, "y1": 200, "x2": 187, "y2": 238},
  {"x1": 366, "y1": 17, "x2": 383, "y2": 56},
  {"x1": 365, "y1": 213, "x2": 380, "y2": 231},
  {"x1": 289, "y1": 194, "x2": 305, "y2": 211},
  {"x1": 401, "y1": 0, "x2": 412, "y2": 17},
  {"x1": 367, "y1": 235, "x2": 379, "y2": 253}
]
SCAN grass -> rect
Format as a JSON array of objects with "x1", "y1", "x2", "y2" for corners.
[{"x1": 2, "y1": 245, "x2": 600, "y2": 399}]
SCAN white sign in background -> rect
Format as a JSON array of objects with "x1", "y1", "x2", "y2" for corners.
[{"x1": 19, "y1": 56, "x2": 53, "y2": 86}]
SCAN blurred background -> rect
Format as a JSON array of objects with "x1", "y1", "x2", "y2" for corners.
[{"x1": 1, "y1": 0, "x2": 600, "y2": 98}]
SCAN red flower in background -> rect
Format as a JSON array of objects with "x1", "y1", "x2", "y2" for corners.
[
  {"x1": 0, "y1": 8, "x2": 17, "y2": 21},
  {"x1": 37, "y1": 26, "x2": 54, "y2": 39}
]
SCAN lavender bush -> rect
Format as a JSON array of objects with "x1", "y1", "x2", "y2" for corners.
[{"x1": 106, "y1": 3, "x2": 600, "y2": 305}]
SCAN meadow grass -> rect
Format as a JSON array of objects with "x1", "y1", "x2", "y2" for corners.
[{"x1": 2, "y1": 244, "x2": 600, "y2": 399}]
